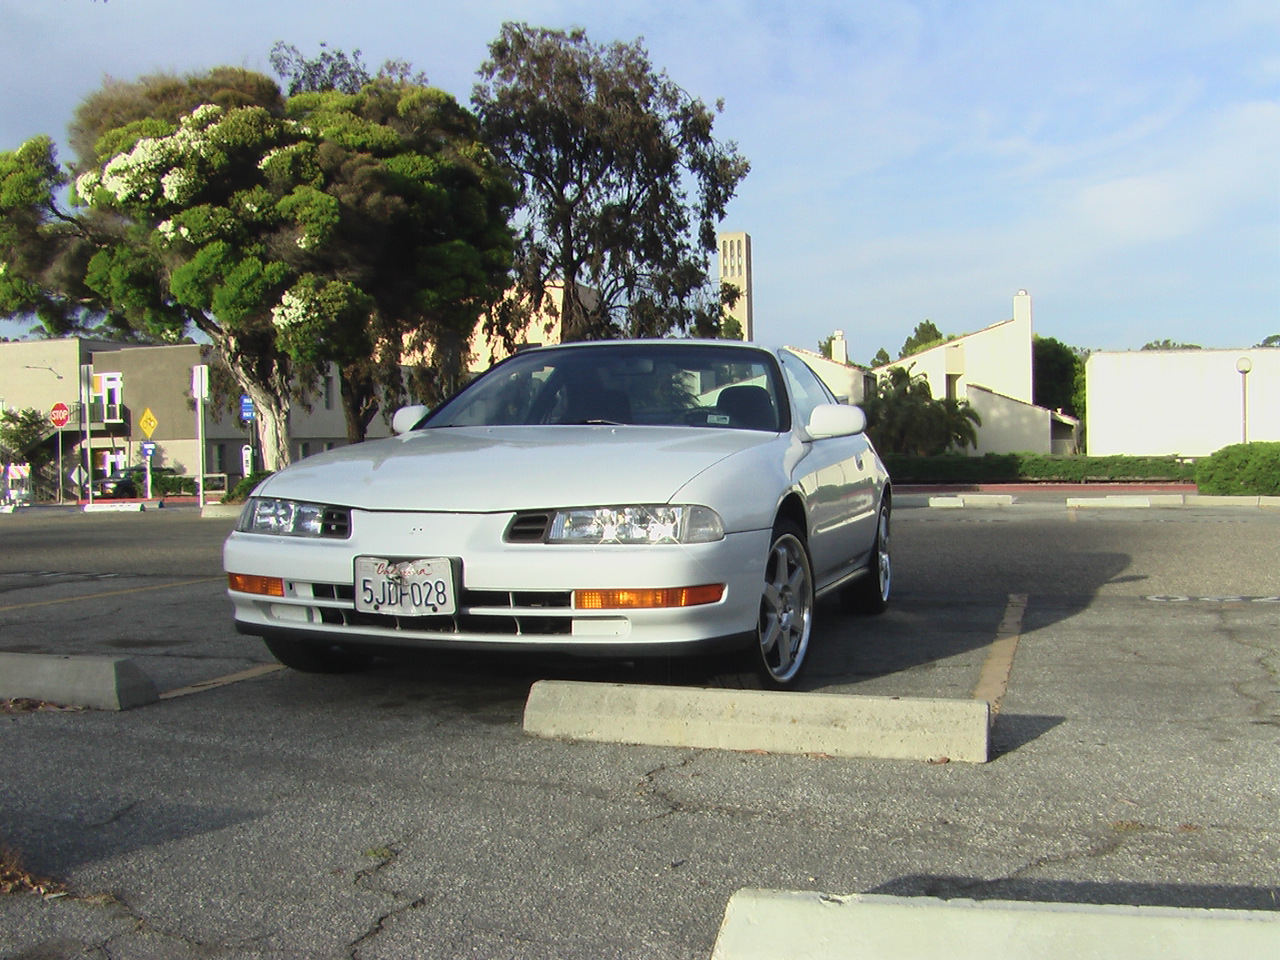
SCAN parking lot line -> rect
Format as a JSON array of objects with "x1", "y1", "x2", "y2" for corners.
[
  {"x1": 971, "y1": 593, "x2": 1028, "y2": 714},
  {"x1": 159, "y1": 663, "x2": 285, "y2": 699},
  {"x1": 0, "y1": 577, "x2": 222, "y2": 612}
]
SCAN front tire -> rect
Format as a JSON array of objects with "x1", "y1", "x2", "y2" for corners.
[
  {"x1": 263, "y1": 637, "x2": 374, "y2": 674},
  {"x1": 751, "y1": 519, "x2": 815, "y2": 688}
]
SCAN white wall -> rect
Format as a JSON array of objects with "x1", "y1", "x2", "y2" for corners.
[
  {"x1": 967, "y1": 386, "x2": 1051, "y2": 455},
  {"x1": 1087, "y1": 349, "x2": 1280, "y2": 456}
]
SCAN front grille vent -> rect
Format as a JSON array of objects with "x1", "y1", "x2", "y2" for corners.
[
  {"x1": 319, "y1": 506, "x2": 352, "y2": 538},
  {"x1": 506, "y1": 512, "x2": 552, "y2": 543}
]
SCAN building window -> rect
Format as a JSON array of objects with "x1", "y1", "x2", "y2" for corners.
[
  {"x1": 323, "y1": 375, "x2": 334, "y2": 410},
  {"x1": 213, "y1": 444, "x2": 226, "y2": 473},
  {"x1": 300, "y1": 441, "x2": 311, "y2": 459}
]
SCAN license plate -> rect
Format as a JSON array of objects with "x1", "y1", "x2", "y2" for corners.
[{"x1": 355, "y1": 557, "x2": 456, "y2": 616}]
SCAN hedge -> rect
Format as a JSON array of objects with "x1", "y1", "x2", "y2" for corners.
[
  {"x1": 222, "y1": 470, "x2": 274, "y2": 504},
  {"x1": 1194, "y1": 443, "x2": 1280, "y2": 496},
  {"x1": 881, "y1": 454, "x2": 1197, "y2": 485}
]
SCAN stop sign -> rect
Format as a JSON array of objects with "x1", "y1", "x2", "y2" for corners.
[{"x1": 50, "y1": 402, "x2": 70, "y2": 428}]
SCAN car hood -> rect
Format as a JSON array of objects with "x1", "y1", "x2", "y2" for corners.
[{"x1": 255, "y1": 426, "x2": 777, "y2": 512}]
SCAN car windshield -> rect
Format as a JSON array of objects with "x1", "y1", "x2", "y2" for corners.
[{"x1": 425, "y1": 343, "x2": 787, "y2": 432}]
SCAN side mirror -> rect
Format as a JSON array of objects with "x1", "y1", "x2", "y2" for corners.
[
  {"x1": 807, "y1": 403, "x2": 867, "y2": 439},
  {"x1": 391, "y1": 405, "x2": 430, "y2": 435}
]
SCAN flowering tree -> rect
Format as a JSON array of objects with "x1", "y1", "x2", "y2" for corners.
[{"x1": 4, "y1": 67, "x2": 515, "y2": 465}]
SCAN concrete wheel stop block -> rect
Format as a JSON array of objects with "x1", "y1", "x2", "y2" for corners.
[
  {"x1": 523, "y1": 680, "x2": 990, "y2": 762},
  {"x1": 711, "y1": 891, "x2": 1280, "y2": 960},
  {"x1": 0, "y1": 652, "x2": 159, "y2": 710}
]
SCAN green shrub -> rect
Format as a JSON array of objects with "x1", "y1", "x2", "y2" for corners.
[
  {"x1": 222, "y1": 470, "x2": 274, "y2": 503},
  {"x1": 153, "y1": 473, "x2": 198, "y2": 496},
  {"x1": 1195, "y1": 443, "x2": 1280, "y2": 496}
]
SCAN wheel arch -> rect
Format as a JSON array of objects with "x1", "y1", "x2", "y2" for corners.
[{"x1": 774, "y1": 492, "x2": 808, "y2": 539}]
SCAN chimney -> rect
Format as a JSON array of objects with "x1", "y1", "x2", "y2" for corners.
[
  {"x1": 1013, "y1": 289, "x2": 1033, "y2": 328},
  {"x1": 831, "y1": 330, "x2": 848, "y2": 365}
]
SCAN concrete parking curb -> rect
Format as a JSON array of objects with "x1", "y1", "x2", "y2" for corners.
[
  {"x1": 523, "y1": 680, "x2": 990, "y2": 762},
  {"x1": 0, "y1": 652, "x2": 158, "y2": 710},
  {"x1": 711, "y1": 890, "x2": 1280, "y2": 959},
  {"x1": 928, "y1": 494, "x2": 1014, "y2": 508},
  {"x1": 201, "y1": 502, "x2": 243, "y2": 519},
  {"x1": 82, "y1": 501, "x2": 146, "y2": 513}
]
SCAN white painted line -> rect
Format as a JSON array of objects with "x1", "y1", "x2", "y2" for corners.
[{"x1": 523, "y1": 681, "x2": 990, "y2": 763}]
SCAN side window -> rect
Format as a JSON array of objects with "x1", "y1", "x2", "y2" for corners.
[{"x1": 780, "y1": 352, "x2": 836, "y2": 427}]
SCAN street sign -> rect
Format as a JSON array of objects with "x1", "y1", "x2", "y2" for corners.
[
  {"x1": 240, "y1": 395, "x2": 255, "y2": 421},
  {"x1": 50, "y1": 402, "x2": 71, "y2": 428},
  {"x1": 192, "y1": 364, "x2": 210, "y2": 401},
  {"x1": 139, "y1": 407, "x2": 158, "y2": 439},
  {"x1": 69, "y1": 465, "x2": 87, "y2": 488},
  {"x1": 141, "y1": 441, "x2": 157, "y2": 458}
]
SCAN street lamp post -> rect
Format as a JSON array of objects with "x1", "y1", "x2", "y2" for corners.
[{"x1": 1235, "y1": 357, "x2": 1252, "y2": 444}]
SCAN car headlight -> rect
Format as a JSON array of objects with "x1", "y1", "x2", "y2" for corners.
[
  {"x1": 237, "y1": 496, "x2": 331, "y2": 537},
  {"x1": 547, "y1": 505, "x2": 724, "y2": 544}
]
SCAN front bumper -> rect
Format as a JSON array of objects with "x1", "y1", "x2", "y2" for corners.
[{"x1": 224, "y1": 508, "x2": 768, "y2": 656}]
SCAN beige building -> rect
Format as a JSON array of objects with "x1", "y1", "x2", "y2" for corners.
[
  {"x1": 0, "y1": 337, "x2": 371, "y2": 497},
  {"x1": 1086, "y1": 348, "x2": 1280, "y2": 456},
  {"x1": 872, "y1": 290, "x2": 1080, "y2": 455}
]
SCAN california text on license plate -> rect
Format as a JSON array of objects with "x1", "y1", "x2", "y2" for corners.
[{"x1": 355, "y1": 557, "x2": 456, "y2": 616}]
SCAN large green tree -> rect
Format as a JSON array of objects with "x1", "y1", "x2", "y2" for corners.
[
  {"x1": 3, "y1": 66, "x2": 515, "y2": 463},
  {"x1": 473, "y1": 23, "x2": 749, "y2": 344}
]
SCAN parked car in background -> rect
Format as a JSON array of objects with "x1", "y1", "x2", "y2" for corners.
[
  {"x1": 93, "y1": 465, "x2": 177, "y2": 499},
  {"x1": 224, "y1": 340, "x2": 892, "y2": 688}
]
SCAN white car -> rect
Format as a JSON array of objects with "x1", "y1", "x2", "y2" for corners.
[{"x1": 224, "y1": 340, "x2": 891, "y2": 688}]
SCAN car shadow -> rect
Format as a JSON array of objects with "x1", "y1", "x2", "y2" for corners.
[{"x1": 868, "y1": 874, "x2": 1280, "y2": 912}]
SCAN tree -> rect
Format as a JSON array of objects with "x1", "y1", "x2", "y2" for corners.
[
  {"x1": 1256, "y1": 334, "x2": 1279, "y2": 348},
  {"x1": 862, "y1": 365, "x2": 981, "y2": 456},
  {"x1": 900, "y1": 320, "x2": 945, "y2": 358},
  {"x1": 4, "y1": 66, "x2": 515, "y2": 463},
  {"x1": 1141, "y1": 339, "x2": 1201, "y2": 350},
  {"x1": 269, "y1": 44, "x2": 515, "y2": 437},
  {"x1": 270, "y1": 41, "x2": 429, "y2": 97},
  {"x1": 1032, "y1": 335, "x2": 1083, "y2": 416},
  {"x1": 870, "y1": 347, "x2": 892, "y2": 367},
  {"x1": 0, "y1": 408, "x2": 54, "y2": 500},
  {"x1": 473, "y1": 23, "x2": 749, "y2": 344}
]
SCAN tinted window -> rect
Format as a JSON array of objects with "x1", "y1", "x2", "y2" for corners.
[{"x1": 427, "y1": 344, "x2": 787, "y2": 431}]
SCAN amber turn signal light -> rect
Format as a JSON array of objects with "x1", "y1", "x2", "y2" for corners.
[
  {"x1": 227, "y1": 572, "x2": 285, "y2": 597},
  {"x1": 574, "y1": 584, "x2": 725, "y2": 610}
]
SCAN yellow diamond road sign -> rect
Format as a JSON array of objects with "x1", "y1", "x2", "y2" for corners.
[{"x1": 140, "y1": 407, "x2": 158, "y2": 439}]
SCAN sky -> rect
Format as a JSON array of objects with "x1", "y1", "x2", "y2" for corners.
[{"x1": 2, "y1": 0, "x2": 1277, "y2": 361}]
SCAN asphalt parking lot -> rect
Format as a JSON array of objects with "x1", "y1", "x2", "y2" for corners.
[{"x1": 1, "y1": 497, "x2": 1278, "y2": 959}]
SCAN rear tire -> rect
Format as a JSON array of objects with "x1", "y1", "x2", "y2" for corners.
[
  {"x1": 263, "y1": 637, "x2": 374, "y2": 674},
  {"x1": 841, "y1": 500, "x2": 890, "y2": 614}
]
